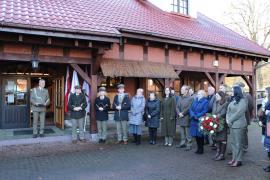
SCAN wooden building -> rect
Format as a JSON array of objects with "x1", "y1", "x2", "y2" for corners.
[{"x1": 0, "y1": 0, "x2": 269, "y2": 133}]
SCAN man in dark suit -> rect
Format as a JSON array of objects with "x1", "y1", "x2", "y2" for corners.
[
  {"x1": 113, "y1": 84, "x2": 131, "y2": 145},
  {"x1": 68, "y1": 85, "x2": 87, "y2": 144}
]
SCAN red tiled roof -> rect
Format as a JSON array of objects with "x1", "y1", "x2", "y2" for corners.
[{"x1": 0, "y1": 0, "x2": 270, "y2": 57}]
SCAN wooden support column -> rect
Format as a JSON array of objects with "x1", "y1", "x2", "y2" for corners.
[
  {"x1": 242, "y1": 75, "x2": 253, "y2": 91},
  {"x1": 219, "y1": 73, "x2": 227, "y2": 85},
  {"x1": 90, "y1": 75, "x2": 98, "y2": 134},
  {"x1": 215, "y1": 71, "x2": 219, "y2": 90},
  {"x1": 156, "y1": 78, "x2": 165, "y2": 88},
  {"x1": 204, "y1": 72, "x2": 215, "y2": 87}
]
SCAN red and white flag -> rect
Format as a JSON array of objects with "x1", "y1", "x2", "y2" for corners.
[
  {"x1": 82, "y1": 80, "x2": 91, "y2": 114},
  {"x1": 64, "y1": 66, "x2": 71, "y2": 113},
  {"x1": 71, "y1": 70, "x2": 80, "y2": 93}
]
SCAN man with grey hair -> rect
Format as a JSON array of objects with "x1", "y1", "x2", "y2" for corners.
[
  {"x1": 234, "y1": 81, "x2": 254, "y2": 152},
  {"x1": 30, "y1": 79, "x2": 50, "y2": 138},
  {"x1": 176, "y1": 85, "x2": 193, "y2": 150}
]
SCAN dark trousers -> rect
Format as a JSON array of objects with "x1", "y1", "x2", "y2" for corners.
[
  {"x1": 149, "y1": 128, "x2": 157, "y2": 142},
  {"x1": 196, "y1": 137, "x2": 204, "y2": 153}
]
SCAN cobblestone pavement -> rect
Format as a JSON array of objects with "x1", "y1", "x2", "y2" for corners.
[{"x1": 0, "y1": 123, "x2": 269, "y2": 180}]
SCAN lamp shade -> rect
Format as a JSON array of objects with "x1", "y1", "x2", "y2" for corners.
[{"x1": 31, "y1": 59, "x2": 39, "y2": 69}]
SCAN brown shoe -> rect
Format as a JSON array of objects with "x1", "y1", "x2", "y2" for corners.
[{"x1": 72, "y1": 140, "x2": 78, "y2": 144}]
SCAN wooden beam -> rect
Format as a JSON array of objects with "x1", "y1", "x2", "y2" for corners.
[
  {"x1": 0, "y1": 32, "x2": 113, "y2": 49},
  {"x1": 70, "y1": 64, "x2": 92, "y2": 86},
  {"x1": 156, "y1": 78, "x2": 165, "y2": 88},
  {"x1": 90, "y1": 75, "x2": 98, "y2": 134},
  {"x1": 0, "y1": 52, "x2": 93, "y2": 64},
  {"x1": 242, "y1": 75, "x2": 252, "y2": 90},
  {"x1": 143, "y1": 44, "x2": 148, "y2": 61},
  {"x1": 0, "y1": 27, "x2": 120, "y2": 43},
  {"x1": 219, "y1": 73, "x2": 227, "y2": 85},
  {"x1": 176, "y1": 70, "x2": 182, "y2": 76},
  {"x1": 205, "y1": 72, "x2": 215, "y2": 87}
]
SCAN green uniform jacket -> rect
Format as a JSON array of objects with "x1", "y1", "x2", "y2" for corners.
[
  {"x1": 160, "y1": 96, "x2": 176, "y2": 136},
  {"x1": 30, "y1": 87, "x2": 50, "y2": 112}
]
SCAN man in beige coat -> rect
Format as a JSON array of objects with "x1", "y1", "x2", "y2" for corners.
[{"x1": 30, "y1": 79, "x2": 50, "y2": 138}]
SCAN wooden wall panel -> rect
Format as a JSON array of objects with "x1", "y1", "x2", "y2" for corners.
[
  {"x1": 39, "y1": 46, "x2": 63, "y2": 57},
  {"x1": 232, "y1": 57, "x2": 242, "y2": 71},
  {"x1": 148, "y1": 47, "x2": 165, "y2": 63},
  {"x1": 103, "y1": 43, "x2": 119, "y2": 59},
  {"x1": 187, "y1": 51, "x2": 200, "y2": 67},
  {"x1": 69, "y1": 49, "x2": 91, "y2": 58},
  {"x1": 169, "y1": 50, "x2": 184, "y2": 65},
  {"x1": 124, "y1": 44, "x2": 143, "y2": 61},
  {"x1": 3, "y1": 43, "x2": 32, "y2": 54}
]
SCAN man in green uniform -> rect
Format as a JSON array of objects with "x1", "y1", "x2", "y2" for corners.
[{"x1": 30, "y1": 79, "x2": 50, "y2": 138}]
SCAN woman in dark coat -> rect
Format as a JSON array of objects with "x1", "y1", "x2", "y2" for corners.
[
  {"x1": 94, "y1": 87, "x2": 111, "y2": 143},
  {"x1": 189, "y1": 90, "x2": 208, "y2": 154},
  {"x1": 212, "y1": 91, "x2": 229, "y2": 161},
  {"x1": 145, "y1": 92, "x2": 160, "y2": 145},
  {"x1": 160, "y1": 87, "x2": 176, "y2": 146}
]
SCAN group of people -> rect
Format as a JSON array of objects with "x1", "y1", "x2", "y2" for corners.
[
  {"x1": 92, "y1": 82, "x2": 254, "y2": 168},
  {"x1": 31, "y1": 79, "x2": 261, "y2": 169}
]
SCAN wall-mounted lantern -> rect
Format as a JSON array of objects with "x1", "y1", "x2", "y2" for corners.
[{"x1": 212, "y1": 60, "x2": 219, "y2": 67}]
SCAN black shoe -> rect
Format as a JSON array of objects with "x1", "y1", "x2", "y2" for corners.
[
  {"x1": 132, "y1": 134, "x2": 137, "y2": 143},
  {"x1": 33, "y1": 134, "x2": 38, "y2": 138},
  {"x1": 136, "y1": 135, "x2": 141, "y2": 145},
  {"x1": 176, "y1": 144, "x2": 186, "y2": 148},
  {"x1": 263, "y1": 166, "x2": 270, "y2": 172},
  {"x1": 102, "y1": 140, "x2": 106, "y2": 144},
  {"x1": 99, "y1": 139, "x2": 102, "y2": 143},
  {"x1": 39, "y1": 134, "x2": 45, "y2": 138}
]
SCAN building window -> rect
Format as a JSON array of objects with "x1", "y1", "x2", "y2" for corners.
[{"x1": 171, "y1": 0, "x2": 188, "y2": 15}]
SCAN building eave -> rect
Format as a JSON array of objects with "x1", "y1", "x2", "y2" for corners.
[
  {"x1": 119, "y1": 29, "x2": 270, "y2": 60},
  {"x1": 0, "y1": 23, "x2": 120, "y2": 43}
]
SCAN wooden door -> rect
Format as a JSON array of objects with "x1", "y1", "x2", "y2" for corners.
[
  {"x1": 1, "y1": 77, "x2": 30, "y2": 129},
  {"x1": 54, "y1": 77, "x2": 64, "y2": 129}
]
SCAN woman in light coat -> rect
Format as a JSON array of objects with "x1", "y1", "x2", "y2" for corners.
[
  {"x1": 226, "y1": 86, "x2": 247, "y2": 167},
  {"x1": 129, "y1": 88, "x2": 145, "y2": 145}
]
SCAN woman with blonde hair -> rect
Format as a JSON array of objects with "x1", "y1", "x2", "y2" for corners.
[{"x1": 189, "y1": 90, "x2": 209, "y2": 154}]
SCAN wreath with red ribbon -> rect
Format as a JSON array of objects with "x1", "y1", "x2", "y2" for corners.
[{"x1": 198, "y1": 113, "x2": 225, "y2": 136}]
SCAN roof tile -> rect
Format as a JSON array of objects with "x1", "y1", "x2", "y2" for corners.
[{"x1": 0, "y1": 0, "x2": 269, "y2": 56}]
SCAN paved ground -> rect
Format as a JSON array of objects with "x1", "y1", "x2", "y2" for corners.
[{"x1": 0, "y1": 123, "x2": 269, "y2": 180}]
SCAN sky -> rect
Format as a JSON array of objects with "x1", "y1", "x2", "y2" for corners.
[{"x1": 148, "y1": 0, "x2": 234, "y2": 25}]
